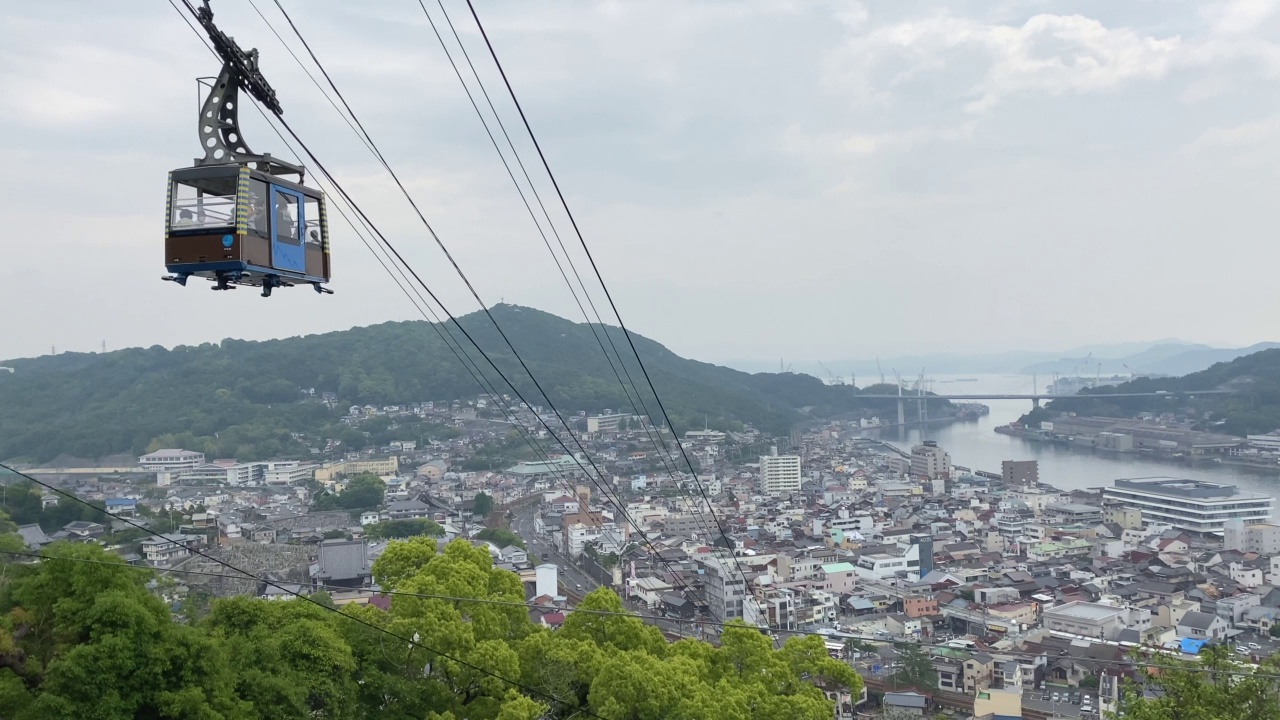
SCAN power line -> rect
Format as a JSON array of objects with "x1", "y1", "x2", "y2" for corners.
[
  {"x1": 3, "y1": 547, "x2": 1271, "y2": 681},
  {"x1": 254, "y1": 0, "x2": 701, "y2": 601},
  {"x1": 0, "y1": 460, "x2": 599, "y2": 717},
  {"x1": 172, "y1": 0, "x2": 598, "y2": 560},
  {"x1": 460, "y1": 0, "x2": 765, "y2": 625},
  {"x1": 416, "y1": 0, "x2": 724, "y2": 582}
]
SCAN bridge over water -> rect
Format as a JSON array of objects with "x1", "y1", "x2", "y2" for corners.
[{"x1": 853, "y1": 388, "x2": 1234, "y2": 426}]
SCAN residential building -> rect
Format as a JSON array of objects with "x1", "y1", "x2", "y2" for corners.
[
  {"x1": 909, "y1": 441, "x2": 951, "y2": 480},
  {"x1": 1001, "y1": 459, "x2": 1038, "y2": 485},
  {"x1": 904, "y1": 594, "x2": 938, "y2": 618},
  {"x1": 1223, "y1": 519, "x2": 1280, "y2": 555},
  {"x1": 141, "y1": 533, "x2": 206, "y2": 565},
  {"x1": 819, "y1": 562, "x2": 858, "y2": 594},
  {"x1": 696, "y1": 555, "x2": 755, "y2": 624},
  {"x1": 759, "y1": 450, "x2": 802, "y2": 495},
  {"x1": 963, "y1": 653, "x2": 995, "y2": 694},
  {"x1": 384, "y1": 499, "x2": 432, "y2": 521},
  {"x1": 1177, "y1": 611, "x2": 1228, "y2": 642},
  {"x1": 1103, "y1": 477, "x2": 1273, "y2": 534}
]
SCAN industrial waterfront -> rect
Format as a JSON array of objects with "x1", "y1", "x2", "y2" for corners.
[{"x1": 883, "y1": 374, "x2": 1280, "y2": 496}]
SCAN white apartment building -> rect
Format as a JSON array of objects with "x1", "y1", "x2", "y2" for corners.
[
  {"x1": 1103, "y1": 477, "x2": 1273, "y2": 535},
  {"x1": 760, "y1": 450, "x2": 802, "y2": 495},
  {"x1": 1224, "y1": 519, "x2": 1280, "y2": 555},
  {"x1": 138, "y1": 449, "x2": 205, "y2": 473},
  {"x1": 263, "y1": 461, "x2": 317, "y2": 485},
  {"x1": 183, "y1": 461, "x2": 262, "y2": 486},
  {"x1": 586, "y1": 413, "x2": 630, "y2": 433}
]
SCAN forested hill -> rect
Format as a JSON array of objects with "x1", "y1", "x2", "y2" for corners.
[
  {"x1": 0, "y1": 305, "x2": 926, "y2": 463},
  {"x1": 1038, "y1": 347, "x2": 1280, "y2": 436}
]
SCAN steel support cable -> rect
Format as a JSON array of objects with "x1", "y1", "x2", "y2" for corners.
[
  {"x1": 0, "y1": 462, "x2": 599, "y2": 717},
  {"x1": 255, "y1": 0, "x2": 701, "y2": 600},
  {"x1": 175, "y1": 0, "x2": 592, "y2": 541},
  {"x1": 414, "y1": 0, "x2": 718, "y2": 563},
  {"x1": 461, "y1": 0, "x2": 765, "y2": 624}
]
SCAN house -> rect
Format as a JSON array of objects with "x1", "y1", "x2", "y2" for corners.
[
  {"x1": 312, "y1": 539, "x2": 372, "y2": 589},
  {"x1": 662, "y1": 593, "x2": 695, "y2": 619},
  {"x1": 1177, "y1": 611, "x2": 1228, "y2": 642},
  {"x1": 384, "y1": 499, "x2": 432, "y2": 521},
  {"x1": 16, "y1": 524, "x2": 50, "y2": 551},
  {"x1": 141, "y1": 533, "x2": 205, "y2": 565},
  {"x1": 882, "y1": 692, "x2": 929, "y2": 716},
  {"x1": 105, "y1": 498, "x2": 138, "y2": 517},
  {"x1": 62, "y1": 521, "x2": 106, "y2": 541},
  {"x1": 499, "y1": 545, "x2": 528, "y2": 565},
  {"x1": 360, "y1": 510, "x2": 382, "y2": 526},
  {"x1": 252, "y1": 527, "x2": 277, "y2": 544},
  {"x1": 964, "y1": 652, "x2": 995, "y2": 694}
]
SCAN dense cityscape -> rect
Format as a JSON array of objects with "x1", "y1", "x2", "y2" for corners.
[{"x1": 9, "y1": 381, "x2": 1280, "y2": 718}]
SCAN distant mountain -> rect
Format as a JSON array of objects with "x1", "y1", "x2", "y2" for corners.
[
  {"x1": 1018, "y1": 342, "x2": 1279, "y2": 377},
  {"x1": 723, "y1": 339, "x2": 1225, "y2": 377},
  {"x1": 1038, "y1": 347, "x2": 1280, "y2": 436},
  {"x1": 0, "y1": 305, "x2": 940, "y2": 463}
]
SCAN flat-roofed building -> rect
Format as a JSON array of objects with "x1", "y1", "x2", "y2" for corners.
[
  {"x1": 1103, "y1": 477, "x2": 1272, "y2": 535},
  {"x1": 1042, "y1": 601, "x2": 1128, "y2": 640}
]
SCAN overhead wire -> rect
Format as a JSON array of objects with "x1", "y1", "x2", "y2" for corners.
[
  {"x1": 3, "y1": 546, "x2": 1273, "y2": 681},
  {"x1": 173, "y1": 0, "x2": 599, "y2": 566},
  {"x1": 460, "y1": 0, "x2": 766, "y2": 624},
  {"x1": 0, "y1": 461, "x2": 600, "y2": 717},
  {"x1": 255, "y1": 0, "x2": 702, "y2": 600},
  {"x1": 415, "y1": 0, "x2": 724, "y2": 577}
]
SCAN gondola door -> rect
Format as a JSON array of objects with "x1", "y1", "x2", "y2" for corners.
[{"x1": 269, "y1": 184, "x2": 307, "y2": 273}]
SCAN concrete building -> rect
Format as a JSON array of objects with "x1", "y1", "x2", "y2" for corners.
[
  {"x1": 1001, "y1": 460, "x2": 1039, "y2": 485},
  {"x1": 909, "y1": 441, "x2": 951, "y2": 480},
  {"x1": 586, "y1": 413, "x2": 630, "y2": 434},
  {"x1": 696, "y1": 555, "x2": 753, "y2": 624},
  {"x1": 138, "y1": 449, "x2": 205, "y2": 473},
  {"x1": 315, "y1": 457, "x2": 400, "y2": 483},
  {"x1": 1103, "y1": 477, "x2": 1273, "y2": 535},
  {"x1": 1042, "y1": 601, "x2": 1129, "y2": 640},
  {"x1": 759, "y1": 450, "x2": 802, "y2": 495},
  {"x1": 535, "y1": 563, "x2": 559, "y2": 598},
  {"x1": 1103, "y1": 505, "x2": 1143, "y2": 530},
  {"x1": 1224, "y1": 519, "x2": 1280, "y2": 555}
]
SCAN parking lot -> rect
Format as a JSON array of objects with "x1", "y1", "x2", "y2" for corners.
[{"x1": 1021, "y1": 688, "x2": 1098, "y2": 719}]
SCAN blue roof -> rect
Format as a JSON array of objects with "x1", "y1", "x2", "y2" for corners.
[
  {"x1": 106, "y1": 498, "x2": 136, "y2": 506},
  {"x1": 1180, "y1": 638, "x2": 1207, "y2": 654}
]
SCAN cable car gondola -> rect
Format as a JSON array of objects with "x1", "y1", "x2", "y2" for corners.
[{"x1": 164, "y1": 1, "x2": 331, "y2": 297}]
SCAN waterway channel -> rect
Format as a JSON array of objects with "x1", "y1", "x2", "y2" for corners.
[{"x1": 875, "y1": 374, "x2": 1280, "y2": 497}]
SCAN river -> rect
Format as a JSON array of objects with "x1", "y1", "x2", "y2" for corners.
[{"x1": 874, "y1": 374, "x2": 1280, "y2": 498}]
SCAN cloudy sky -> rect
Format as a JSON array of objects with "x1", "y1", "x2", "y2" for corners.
[{"x1": 3, "y1": 0, "x2": 1280, "y2": 364}]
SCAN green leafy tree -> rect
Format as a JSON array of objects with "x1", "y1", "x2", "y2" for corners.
[
  {"x1": 473, "y1": 492, "x2": 494, "y2": 518},
  {"x1": 365, "y1": 519, "x2": 445, "y2": 540},
  {"x1": 890, "y1": 643, "x2": 937, "y2": 691},
  {"x1": 313, "y1": 473, "x2": 385, "y2": 512},
  {"x1": 476, "y1": 527, "x2": 526, "y2": 550},
  {"x1": 1119, "y1": 646, "x2": 1280, "y2": 720}
]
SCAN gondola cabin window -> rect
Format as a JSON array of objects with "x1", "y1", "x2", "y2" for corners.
[{"x1": 171, "y1": 175, "x2": 237, "y2": 231}]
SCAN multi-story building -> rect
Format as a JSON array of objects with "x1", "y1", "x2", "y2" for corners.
[
  {"x1": 759, "y1": 451, "x2": 802, "y2": 495},
  {"x1": 1001, "y1": 460, "x2": 1038, "y2": 485},
  {"x1": 314, "y1": 457, "x2": 400, "y2": 483},
  {"x1": 1042, "y1": 601, "x2": 1128, "y2": 640},
  {"x1": 909, "y1": 441, "x2": 951, "y2": 480},
  {"x1": 263, "y1": 460, "x2": 317, "y2": 485},
  {"x1": 696, "y1": 555, "x2": 751, "y2": 623},
  {"x1": 138, "y1": 449, "x2": 205, "y2": 473},
  {"x1": 586, "y1": 413, "x2": 630, "y2": 433},
  {"x1": 183, "y1": 460, "x2": 262, "y2": 486},
  {"x1": 1224, "y1": 519, "x2": 1280, "y2": 555},
  {"x1": 140, "y1": 533, "x2": 206, "y2": 565},
  {"x1": 1103, "y1": 477, "x2": 1273, "y2": 535}
]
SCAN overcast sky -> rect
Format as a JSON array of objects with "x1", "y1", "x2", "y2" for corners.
[{"x1": 4, "y1": 0, "x2": 1280, "y2": 364}]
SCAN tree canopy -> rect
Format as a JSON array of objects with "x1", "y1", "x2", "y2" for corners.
[
  {"x1": 311, "y1": 473, "x2": 385, "y2": 512},
  {"x1": 0, "y1": 535, "x2": 860, "y2": 719}
]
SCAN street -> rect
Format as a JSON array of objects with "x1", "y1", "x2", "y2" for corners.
[{"x1": 510, "y1": 504, "x2": 600, "y2": 596}]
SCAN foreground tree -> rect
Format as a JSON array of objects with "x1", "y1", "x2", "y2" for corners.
[
  {"x1": 1119, "y1": 645, "x2": 1280, "y2": 720},
  {"x1": 0, "y1": 538, "x2": 859, "y2": 719}
]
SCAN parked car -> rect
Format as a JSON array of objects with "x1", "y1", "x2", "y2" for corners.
[{"x1": 1249, "y1": 642, "x2": 1262, "y2": 650}]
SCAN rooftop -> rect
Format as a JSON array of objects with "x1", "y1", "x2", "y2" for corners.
[
  {"x1": 1043, "y1": 601, "x2": 1125, "y2": 621},
  {"x1": 1111, "y1": 477, "x2": 1271, "y2": 501}
]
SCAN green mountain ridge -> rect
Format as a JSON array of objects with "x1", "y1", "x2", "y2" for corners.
[
  {"x1": 0, "y1": 304, "x2": 925, "y2": 463},
  {"x1": 1035, "y1": 347, "x2": 1280, "y2": 436}
]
